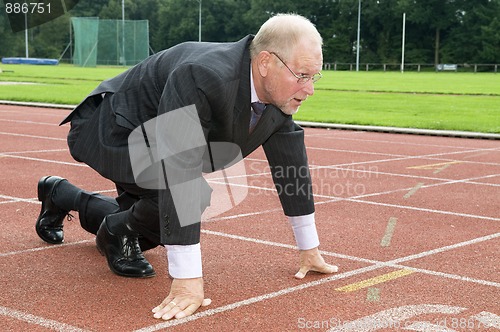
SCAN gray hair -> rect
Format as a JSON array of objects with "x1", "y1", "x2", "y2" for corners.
[{"x1": 250, "y1": 13, "x2": 323, "y2": 61}]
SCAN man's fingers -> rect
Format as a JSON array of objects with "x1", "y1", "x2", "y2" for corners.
[
  {"x1": 153, "y1": 277, "x2": 206, "y2": 320},
  {"x1": 294, "y1": 266, "x2": 309, "y2": 279},
  {"x1": 152, "y1": 299, "x2": 179, "y2": 319},
  {"x1": 325, "y1": 264, "x2": 339, "y2": 273},
  {"x1": 154, "y1": 306, "x2": 179, "y2": 320},
  {"x1": 153, "y1": 298, "x2": 211, "y2": 320},
  {"x1": 312, "y1": 263, "x2": 339, "y2": 274},
  {"x1": 152, "y1": 297, "x2": 174, "y2": 313},
  {"x1": 175, "y1": 303, "x2": 200, "y2": 319},
  {"x1": 295, "y1": 263, "x2": 339, "y2": 279},
  {"x1": 174, "y1": 298, "x2": 212, "y2": 319}
]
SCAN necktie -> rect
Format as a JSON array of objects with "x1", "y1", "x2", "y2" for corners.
[{"x1": 249, "y1": 102, "x2": 266, "y2": 133}]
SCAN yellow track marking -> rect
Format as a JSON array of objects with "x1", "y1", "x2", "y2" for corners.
[
  {"x1": 336, "y1": 269, "x2": 414, "y2": 292},
  {"x1": 407, "y1": 161, "x2": 462, "y2": 174}
]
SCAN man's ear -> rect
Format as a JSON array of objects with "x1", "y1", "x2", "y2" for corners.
[{"x1": 256, "y1": 51, "x2": 272, "y2": 78}]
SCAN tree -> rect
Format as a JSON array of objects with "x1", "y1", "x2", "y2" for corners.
[
  {"x1": 360, "y1": 0, "x2": 406, "y2": 63},
  {"x1": 1, "y1": 0, "x2": 498, "y2": 67},
  {"x1": 400, "y1": 0, "x2": 461, "y2": 65},
  {"x1": 443, "y1": 0, "x2": 500, "y2": 64}
]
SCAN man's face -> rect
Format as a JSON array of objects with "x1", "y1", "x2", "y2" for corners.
[{"x1": 262, "y1": 40, "x2": 323, "y2": 115}]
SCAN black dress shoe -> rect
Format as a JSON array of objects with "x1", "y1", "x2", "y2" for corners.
[
  {"x1": 35, "y1": 176, "x2": 69, "y2": 244},
  {"x1": 96, "y1": 218, "x2": 156, "y2": 278}
]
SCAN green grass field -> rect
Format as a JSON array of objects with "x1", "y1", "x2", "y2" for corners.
[{"x1": 0, "y1": 64, "x2": 499, "y2": 133}]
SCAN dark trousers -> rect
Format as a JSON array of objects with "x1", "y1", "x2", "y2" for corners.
[{"x1": 77, "y1": 182, "x2": 161, "y2": 251}]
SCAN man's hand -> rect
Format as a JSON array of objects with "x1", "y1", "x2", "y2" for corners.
[
  {"x1": 152, "y1": 277, "x2": 211, "y2": 320},
  {"x1": 295, "y1": 247, "x2": 338, "y2": 279}
]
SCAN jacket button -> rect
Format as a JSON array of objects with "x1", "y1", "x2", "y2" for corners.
[{"x1": 163, "y1": 215, "x2": 171, "y2": 235}]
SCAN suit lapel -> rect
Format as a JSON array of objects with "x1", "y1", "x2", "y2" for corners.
[
  {"x1": 241, "y1": 104, "x2": 290, "y2": 156},
  {"x1": 232, "y1": 49, "x2": 252, "y2": 147}
]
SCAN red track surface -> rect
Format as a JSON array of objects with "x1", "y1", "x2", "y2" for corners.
[{"x1": 0, "y1": 105, "x2": 498, "y2": 331}]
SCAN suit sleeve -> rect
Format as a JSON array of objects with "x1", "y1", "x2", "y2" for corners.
[
  {"x1": 156, "y1": 64, "x2": 220, "y2": 245},
  {"x1": 262, "y1": 120, "x2": 315, "y2": 217}
]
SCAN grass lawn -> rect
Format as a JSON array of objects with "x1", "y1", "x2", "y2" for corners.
[
  {"x1": 297, "y1": 90, "x2": 499, "y2": 133},
  {"x1": 0, "y1": 64, "x2": 499, "y2": 133}
]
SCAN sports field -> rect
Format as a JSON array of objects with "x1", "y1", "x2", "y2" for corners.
[
  {"x1": 0, "y1": 64, "x2": 498, "y2": 133},
  {"x1": 0, "y1": 104, "x2": 498, "y2": 331}
]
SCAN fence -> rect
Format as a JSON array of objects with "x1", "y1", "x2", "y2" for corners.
[
  {"x1": 71, "y1": 17, "x2": 149, "y2": 67},
  {"x1": 324, "y1": 63, "x2": 499, "y2": 73}
]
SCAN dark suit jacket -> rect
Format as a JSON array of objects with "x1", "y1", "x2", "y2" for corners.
[{"x1": 61, "y1": 35, "x2": 315, "y2": 244}]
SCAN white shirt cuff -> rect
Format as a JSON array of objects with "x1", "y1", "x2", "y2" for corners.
[
  {"x1": 165, "y1": 243, "x2": 203, "y2": 279},
  {"x1": 288, "y1": 213, "x2": 320, "y2": 250}
]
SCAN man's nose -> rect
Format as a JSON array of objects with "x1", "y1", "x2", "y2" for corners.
[{"x1": 303, "y1": 80, "x2": 315, "y2": 96}]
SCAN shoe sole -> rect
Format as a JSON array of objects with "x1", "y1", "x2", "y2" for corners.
[{"x1": 35, "y1": 176, "x2": 63, "y2": 245}]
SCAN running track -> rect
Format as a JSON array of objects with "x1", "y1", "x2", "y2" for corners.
[{"x1": 0, "y1": 104, "x2": 498, "y2": 331}]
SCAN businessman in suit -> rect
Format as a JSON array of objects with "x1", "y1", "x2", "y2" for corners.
[{"x1": 35, "y1": 13, "x2": 338, "y2": 320}]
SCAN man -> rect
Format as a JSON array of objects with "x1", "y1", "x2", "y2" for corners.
[{"x1": 35, "y1": 13, "x2": 338, "y2": 320}]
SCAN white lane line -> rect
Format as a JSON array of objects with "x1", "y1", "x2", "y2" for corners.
[
  {"x1": 348, "y1": 198, "x2": 500, "y2": 221},
  {"x1": 4, "y1": 229, "x2": 497, "y2": 289},
  {"x1": 1, "y1": 154, "x2": 87, "y2": 167},
  {"x1": 133, "y1": 264, "x2": 385, "y2": 332},
  {"x1": 2, "y1": 166, "x2": 497, "y2": 223},
  {"x1": 132, "y1": 230, "x2": 499, "y2": 331},
  {"x1": 203, "y1": 229, "x2": 500, "y2": 288},
  {"x1": 0, "y1": 240, "x2": 93, "y2": 257},
  {"x1": 245, "y1": 156, "x2": 499, "y2": 185},
  {"x1": 215, "y1": 165, "x2": 498, "y2": 195},
  {"x1": 202, "y1": 207, "x2": 284, "y2": 223},
  {"x1": 0, "y1": 118, "x2": 60, "y2": 126},
  {"x1": 0, "y1": 148, "x2": 67, "y2": 155},
  {"x1": 355, "y1": 174, "x2": 500, "y2": 201},
  {"x1": 0, "y1": 306, "x2": 91, "y2": 332},
  {"x1": 1, "y1": 118, "x2": 498, "y2": 330},
  {"x1": 0, "y1": 189, "x2": 117, "y2": 206},
  {"x1": 1, "y1": 143, "x2": 496, "y2": 182},
  {"x1": 380, "y1": 217, "x2": 397, "y2": 247},
  {"x1": 464, "y1": 151, "x2": 492, "y2": 159},
  {"x1": 388, "y1": 232, "x2": 500, "y2": 266},
  {"x1": 471, "y1": 311, "x2": 500, "y2": 329},
  {"x1": 403, "y1": 182, "x2": 424, "y2": 199},
  {"x1": 388, "y1": 264, "x2": 500, "y2": 288},
  {"x1": 404, "y1": 321, "x2": 459, "y2": 331},
  {"x1": 0, "y1": 131, "x2": 66, "y2": 141},
  {"x1": 208, "y1": 171, "x2": 500, "y2": 222},
  {"x1": 328, "y1": 304, "x2": 466, "y2": 332},
  {"x1": 308, "y1": 146, "x2": 500, "y2": 168},
  {"x1": 308, "y1": 132, "x2": 500, "y2": 151},
  {"x1": 2, "y1": 229, "x2": 497, "y2": 332},
  {"x1": 0, "y1": 194, "x2": 38, "y2": 204},
  {"x1": 309, "y1": 146, "x2": 407, "y2": 158}
]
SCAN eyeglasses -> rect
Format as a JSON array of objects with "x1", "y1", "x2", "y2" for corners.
[{"x1": 270, "y1": 52, "x2": 322, "y2": 84}]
